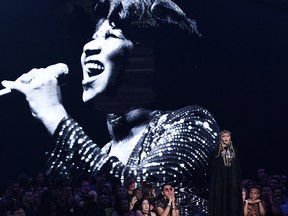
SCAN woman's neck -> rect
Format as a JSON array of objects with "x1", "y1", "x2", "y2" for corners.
[
  {"x1": 142, "y1": 210, "x2": 149, "y2": 215},
  {"x1": 107, "y1": 108, "x2": 156, "y2": 142}
]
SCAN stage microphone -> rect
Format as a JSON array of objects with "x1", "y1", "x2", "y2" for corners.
[{"x1": 0, "y1": 63, "x2": 69, "y2": 97}]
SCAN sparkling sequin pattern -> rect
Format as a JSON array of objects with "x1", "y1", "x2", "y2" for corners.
[{"x1": 47, "y1": 105, "x2": 219, "y2": 214}]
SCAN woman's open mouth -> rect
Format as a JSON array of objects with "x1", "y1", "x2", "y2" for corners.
[{"x1": 85, "y1": 60, "x2": 105, "y2": 77}]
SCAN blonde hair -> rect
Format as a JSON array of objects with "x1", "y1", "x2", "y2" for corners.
[{"x1": 216, "y1": 130, "x2": 236, "y2": 162}]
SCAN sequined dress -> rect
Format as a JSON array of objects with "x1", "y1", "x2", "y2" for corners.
[{"x1": 47, "y1": 105, "x2": 219, "y2": 214}]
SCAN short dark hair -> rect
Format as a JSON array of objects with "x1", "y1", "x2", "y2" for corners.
[
  {"x1": 135, "y1": 197, "x2": 150, "y2": 210},
  {"x1": 124, "y1": 176, "x2": 135, "y2": 188},
  {"x1": 250, "y1": 186, "x2": 261, "y2": 194},
  {"x1": 95, "y1": 0, "x2": 199, "y2": 34},
  {"x1": 161, "y1": 182, "x2": 173, "y2": 191},
  {"x1": 10, "y1": 205, "x2": 24, "y2": 214},
  {"x1": 142, "y1": 183, "x2": 154, "y2": 199}
]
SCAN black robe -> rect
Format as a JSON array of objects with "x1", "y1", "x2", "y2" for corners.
[{"x1": 208, "y1": 146, "x2": 243, "y2": 216}]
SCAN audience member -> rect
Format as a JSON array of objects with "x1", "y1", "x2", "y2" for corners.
[
  {"x1": 74, "y1": 180, "x2": 94, "y2": 210},
  {"x1": 112, "y1": 197, "x2": 135, "y2": 216},
  {"x1": 91, "y1": 173, "x2": 107, "y2": 194},
  {"x1": 242, "y1": 179, "x2": 257, "y2": 192},
  {"x1": 128, "y1": 195, "x2": 138, "y2": 212},
  {"x1": 97, "y1": 185, "x2": 114, "y2": 216},
  {"x1": 135, "y1": 198, "x2": 156, "y2": 216},
  {"x1": 243, "y1": 186, "x2": 266, "y2": 216},
  {"x1": 36, "y1": 189, "x2": 57, "y2": 216},
  {"x1": 75, "y1": 190, "x2": 107, "y2": 216},
  {"x1": 141, "y1": 183, "x2": 156, "y2": 213},
  {"x1": 133, "y1": 188, "x2": 142, "y2": 201},
  {"x1": 114, "y1": 186, "x2": 129, "y2": 201},
  {"x1": 280, "y1": 175, "x2": 288, "y2": 195},
  {"x1": 1, "y1": 180, "x2": 21, "y2": 213},
  {"x1": 124, "y1": 177, "x2": 136, "y2": 199},
  {"x1": 154, "y1": 183, "x2": 179, "y2": 216},
  {"x1": 242, "y1": 188, "x2": 248, "y2": 202},
  {"x1": 18, "y1": 175, "x2": 33, "y2": 197},
  {"x1": 257, "y1": 168, "x2": 269, "y2": 187},
  {"x1": 260, "y1": 185, "x2": 273, "y2": 215},
  {"x1": 270, "y1": 177, "x2": 281, "y2": 191},
  {"x1": 33, "y1": 172, "x2": 48, "y2": 189},
  {"x1": 10, "y1": 205, "x2": 26, "y2": 216},
  {"x1": 53, "y1": 182, "x2": 74, "y2": 216},
  {"x1": 272, "y1": 195, "x2": 283, "y2": 215},
  {"x1": 274, "y1": 188, "x2": 283, "y2": 198},
  {"x1": 19, "y1": 190, "x2": 36, "y2": 216}
]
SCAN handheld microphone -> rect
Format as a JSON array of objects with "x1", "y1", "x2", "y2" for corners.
[{"x1": 0, "y1": 63, "x2": 69, "y2": 96}]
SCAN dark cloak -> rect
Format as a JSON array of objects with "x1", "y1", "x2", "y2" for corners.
[{"x1": 208, "y1": 145, "x2": 243, "y2": 216}]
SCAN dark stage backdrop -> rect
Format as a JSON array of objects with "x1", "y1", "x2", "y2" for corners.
[{"x1": 0, "y1": 0, "x2": 287, "y2": 186}]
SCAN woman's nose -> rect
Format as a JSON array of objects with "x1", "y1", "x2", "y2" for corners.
[{"x1": 83, "y1": 40, "x2": 101, "y2": 56}]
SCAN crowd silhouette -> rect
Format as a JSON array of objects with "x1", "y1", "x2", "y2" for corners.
[{"x1": 0, "y1": 167, "x2": 287, "y2": 216}]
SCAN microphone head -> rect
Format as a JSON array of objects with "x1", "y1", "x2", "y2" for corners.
[
  {"x1": 47, "y1": 63, "x2": 69, "y2": 78},
  {"x1": 0, "y1": 63, "x2": 70, "y2": 97},
  {"x1": 46, "y1": 63, "x2": 69, "y2": 86}
]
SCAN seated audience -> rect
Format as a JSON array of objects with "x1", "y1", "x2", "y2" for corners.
[
  {"x1": 243, "y1": 186, "x2": 266, "y2": 216},
  {"x1": 154, "y1": 183, "x2": 179, "y2": 216},
  {"x1": 135, "y1": 198, "x2": 156, "y2": 216}
]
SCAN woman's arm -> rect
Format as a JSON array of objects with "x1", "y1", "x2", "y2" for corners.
[
  {"x1": 243, "y1": 200, "x2": 249, "y2": 216},
  {"x1": 154, "y1": 196, "x2": 179, "y2": 216},
  {"x1": 155, "y1": 205, "x2": 171, "y2": 216},
  {"x1": 258, "y1": 201, "x2": 266, "y2": 216},
  {"x1": 171, "y1": 197, "x2": 179, "y2": 216},
  {"x1": 171, "y1": 208, "x2": 179, "y2": 216}
]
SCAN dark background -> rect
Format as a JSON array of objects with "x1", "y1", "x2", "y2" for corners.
[{"x1": 0, "y1": 0, "x2": 287, "y2": 185}]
